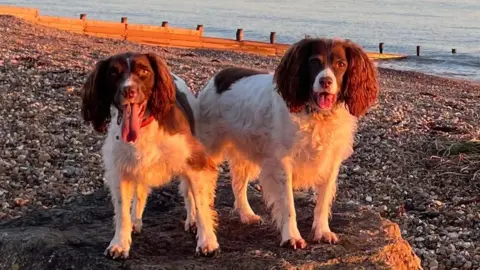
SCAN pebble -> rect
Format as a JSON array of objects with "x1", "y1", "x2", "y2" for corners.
[
  {"x1": 463, "y1": 261, "x2": 472, "y2": 269},
  {"x1": 448, "y1": 244, "x2": 457, "y2": 253},
  {"x1": 365, "y1": 196, "x2": 373, "y2": 202},
  {"x1": 415, "y1": 237, "x2": 425, "y2": 242},
  {"x1": 448, "y1": 232, "x2": 459, "y2": 239},
  {"x1": 38, "y1": 153, "x2": 51, "y2": 162}
]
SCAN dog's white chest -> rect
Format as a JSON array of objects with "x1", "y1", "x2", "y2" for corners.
[{"x1": 103, "y1": 123, "x2": 190, "y2": 186}]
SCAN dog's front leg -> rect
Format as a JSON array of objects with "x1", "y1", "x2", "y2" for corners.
[
  {"x1": 312, "y1": 161, "x2": 341, "y2": 244},
  {"x1": 105, "y1": 174, "x2": 135, "y2": 259},
  {"x1": 260, "y1": 157, "x2": 306, "y2": 249},
  {"x1": 131, "y1": 183, "x2": 150, "y2": 234}
]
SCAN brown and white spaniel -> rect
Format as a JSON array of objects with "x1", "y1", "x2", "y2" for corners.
[
  {"x1": 81, "y1": 52, "x2": 219, "y2": 259},
  {"x1": 191, "y1": 38, "x2": 379, "y2": 249}
]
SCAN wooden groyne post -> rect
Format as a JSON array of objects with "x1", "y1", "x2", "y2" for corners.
[
  {"x1": 379, "y1": 42, "x2": 384, "y2": 54},
  {"x1": 0, "y1": 5, "x2": 409, "y2": 60},
  {"x1": 270, "y1": 32, "x2": 276, "y2": 44},
  {"x1": 236, "y1": 28, "x2": 243, "y2": 41},
  {"x1": 416, "y1": 46, "x2": 420, "y2": 56}
]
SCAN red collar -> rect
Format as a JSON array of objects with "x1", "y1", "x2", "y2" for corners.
[{"x1": 141, "y1": 115, "x2": 155, "y2": 128}]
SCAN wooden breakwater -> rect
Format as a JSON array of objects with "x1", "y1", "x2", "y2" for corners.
[{"x1": 0, "y1": 5, "x2": 407, "y2": 60}]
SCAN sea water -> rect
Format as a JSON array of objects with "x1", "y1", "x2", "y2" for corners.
[{"x1": 3, "y1": 0, "x2": 480, "y2": 81}]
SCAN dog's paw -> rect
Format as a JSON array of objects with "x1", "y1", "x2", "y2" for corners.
[
  {"x1": 195, "y1": 235, "x2": 219, "y2": 257},
  {"x1": 281, "y1": 237, "x2": 307, "y2": 250},
  {"x1": 184, "y1": 220, "x2": 197, "y2": 234},
  {"x1": 104, "y1": 237, "x2": 131, "y2": 260},
  {"x1": 132, "y1": 219, "x2": 143, "y2": 234},
  {"x1": 313, "y1": 231, "x2": 339, "y2": 244},
  {"x1": 239, "y1": 212, "x2": 262, "y2": 225}
]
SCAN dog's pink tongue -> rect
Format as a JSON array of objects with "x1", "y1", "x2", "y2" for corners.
[
  {"x1": 121, "y1": 104, "x2": 141, "y2": 143},
  {"x1": 317, "y1": 94, "x2": 335, "y2": 109}
]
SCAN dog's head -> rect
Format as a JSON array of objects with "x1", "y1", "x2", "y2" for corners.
[
  {"x1": 274, "y1": 38, "x2": 379, "y2": 117},
  {"x1": 81, "y1": 52, "x2": 175, "y2": 143}
]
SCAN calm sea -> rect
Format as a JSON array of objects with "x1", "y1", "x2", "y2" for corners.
[{"x1": 3, "y1": 0, "x2": 480, "y2": 81}]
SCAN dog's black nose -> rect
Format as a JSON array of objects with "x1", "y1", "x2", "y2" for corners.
[
  {"x1": 122, "y1": 86, "x2": 137, "y2": 99},
  {"x1": 319, "y1": 77, "x2": 333, "y2": 88}
]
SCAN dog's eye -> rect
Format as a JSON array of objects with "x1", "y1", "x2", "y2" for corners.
[
  {"x1": 309, "y1": 58, "x2": 322, "y2": 66},
  {"x1": 139, "y1": 69, "x2": 150, "y2": 77},
  {"x1": 109, "y1": 69, "x2": 120, "y2": 77},
  {"x1": 337, "y1": 61, "x2": 347, "y2": 68}
]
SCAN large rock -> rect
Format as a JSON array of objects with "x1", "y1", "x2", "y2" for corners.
[{"x1": 0, "y1": 181, "x2": 421, "y2": 270}]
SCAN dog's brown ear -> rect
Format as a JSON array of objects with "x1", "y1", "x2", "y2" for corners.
[
  {"x1": 81, "y1": 59, "x2": 113, "y2": 133},
  {"x1": 342, "y1": 41, "x2": 379, "y2": 117},
  {"x1": 274, "y1": 38, "x2": 315, "y2": 113},
  {"x1": 145, "y1": 53, "x2": 176, "y2": 121}
]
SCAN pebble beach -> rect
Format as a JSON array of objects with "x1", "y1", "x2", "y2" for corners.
[{"x1": 0, "y1": 15, "x2": 479, "y2": 269}]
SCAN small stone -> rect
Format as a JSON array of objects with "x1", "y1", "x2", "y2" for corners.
[
  {"x1": 2, "y1": 202, "x2": 10, "y2": 209},
  {"x1": 432, "y1": 200, "x2": 443, "y2": 206},
  {"x1": 429, "y1": 259, "x2": 439, "y2": 270},
  {"x1": 377, "y1": 205, "x2": 387, "y2": 213},
  {"x1": 463, "y1": 261, "x2": 472, "y2": 269},
  {"x1": 39, "y1": 153, "x2": 51, "y2": 162},
  {"x1": 462, "y1": 242, "x2": 472, "y2": 249},
  {"x1": 415, "y1": 237, "x2": 425, "y2": 242},
  {"x1": 448, "y1": 232, "x2": 459, "y2": 239},
  {"x1": 448, "y1": 244, "x2": 456, "y2": 253},
  {"x1": 352, "y1": 165, "x2": 361, "y2": 172},
  {"x1": 366, "y1": 196, "x2": 373, "y2": 202},
  {"x1": 14, "y1": 198, "x2": 30, "y2": 206},
  {"x1": 17, "y1": 155, "x2": 26, "y2": 161}
]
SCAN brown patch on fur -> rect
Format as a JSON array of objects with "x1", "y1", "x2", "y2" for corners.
[
  {"x1": 340, "y1": 41, "x2": 379, "y2": 117},
  {"x1": 274, "y1": 38, "x2": 315, "y2": 113},
  {"x1": 160, "y1": 103, "x2": 192, "y2": 136},
  {"x1": 156, "y1": 92, "x2": 215, "y2": 172},
  {"x1": 187, "y1": 138, "x2": 217, "y2": 172},
  {"x1": 81, "y1": 59, "x2": 113, "y2": 133},
  {"x1": 214, "y1": 67, "x2": 268, "y2": 94},
  {"x1": 146, "y1": 53, "x2": 176, "y2": 122}
]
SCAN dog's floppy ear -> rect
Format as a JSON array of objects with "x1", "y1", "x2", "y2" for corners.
[
  {"x1": 274, "y1": 38, "x2": 314, "y2": 113},
  {"x1": 145, "y1": 53, "x2": 176, "y2": 121},
  {"x1": 342, "y1": 41, "x2": 379, "y2": 117},
  {"x1": 81, "y1": 58, "x2": 113, "y2": 133}
]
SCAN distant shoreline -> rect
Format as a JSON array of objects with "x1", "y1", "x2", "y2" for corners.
[{"x1": 2, "y1": 2, "x2": 479, "y2": 82}]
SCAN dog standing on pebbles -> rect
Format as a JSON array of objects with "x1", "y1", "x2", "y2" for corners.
[
  {"x1": 81, "y1": 52, "x2": 219, "y2": 259},
  {"x1": 191, "y1": 38, "x2": 379, "y2": 249}
]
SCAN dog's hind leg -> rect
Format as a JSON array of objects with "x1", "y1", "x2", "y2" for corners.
[
  {"x1": 229, "y1": 157, "x2": 261, "y2": 224},
  {"x1": 179, "y1": 176, "x2": 197, "y2": 233}
]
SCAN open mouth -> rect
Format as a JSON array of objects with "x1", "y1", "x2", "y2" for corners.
[
  {"x1": 313, "y1": 92, "x2": 337, "y2": 110},
  {"x1": 120, "y1": 101, "x2": 147, "y2": 143}
]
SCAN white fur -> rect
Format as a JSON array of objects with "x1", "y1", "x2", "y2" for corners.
[
  {"x1": 121, "y1": 77, "x2": 133, "y2": 88},
  {"x1": 190, "y1": 73, "x2": 357, "y2": 247},
  {"x1": 313, "y1": 67, "x2": 338, "y2": 94},
  {"x1": 101, "y1": 74, "x2": 218, "y2": 258}
]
